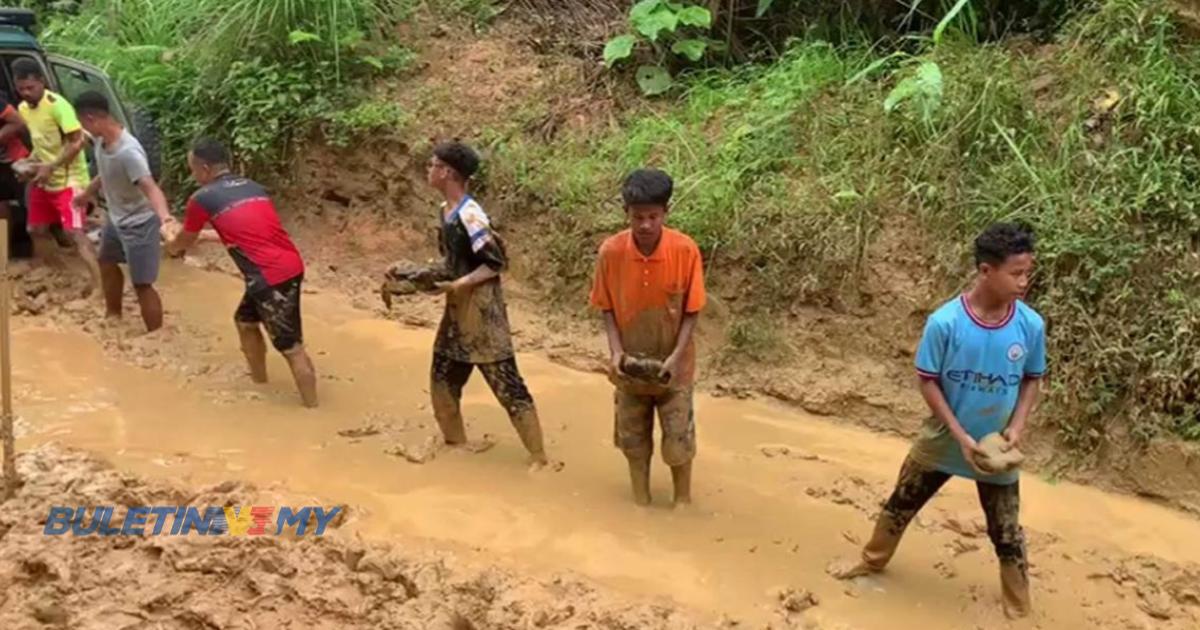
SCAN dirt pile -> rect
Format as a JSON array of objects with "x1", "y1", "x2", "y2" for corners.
[{"x1": 0, "y1": 445, "x2": 741, "y2": 630}]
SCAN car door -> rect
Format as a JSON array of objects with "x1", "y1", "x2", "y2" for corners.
[
  {"x1": 46, "y1": 53, "x2": 128, "y2": 128},
  {"x1": 45, "y1": 54, "x2": 130, "y2": 178}
]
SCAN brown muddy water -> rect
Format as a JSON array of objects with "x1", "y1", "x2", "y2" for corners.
[{"x1": 6, "y1": 259, "x2": 1199, "y2": 629}]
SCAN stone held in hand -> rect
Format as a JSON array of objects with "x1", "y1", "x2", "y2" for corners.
[
  {"x1": 973, "y1": 432, "x2": 1025, "y2": 474},
  {"x1": 620, "y1": 355, "x2": 670, "y2": 385},
  {"x1": 380, "y1": 259, "x2": 454, "y2": 307}
]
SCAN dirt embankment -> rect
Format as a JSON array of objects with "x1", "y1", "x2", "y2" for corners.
[{"x1": 250, "y1": 15, "x2": 1200, "y2": 512}]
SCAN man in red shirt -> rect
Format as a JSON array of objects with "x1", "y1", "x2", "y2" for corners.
[{"x1": 165, "y1": 137, "x2": 318, "y2": 408}]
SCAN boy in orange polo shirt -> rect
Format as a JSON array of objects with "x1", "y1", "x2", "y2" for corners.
[{"x1": 590, "y1": 168, "x2": 706, "y2": 507}]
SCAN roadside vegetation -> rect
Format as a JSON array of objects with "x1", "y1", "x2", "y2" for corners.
[
  {"x1": 19, "y1": 0, "x2": 1200, "y2": 449},
  {"x1": 485, "y1": 0, "x2": 1200, "y2": 449}
]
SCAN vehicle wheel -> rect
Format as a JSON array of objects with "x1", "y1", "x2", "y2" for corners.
[{"x1": 128, "y1": 105, "x2": 163, "y2": 181}]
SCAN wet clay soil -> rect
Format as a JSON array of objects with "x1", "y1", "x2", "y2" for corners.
[{"x1": 2, "y1": 258, "x2": 1200, "y2": 629}]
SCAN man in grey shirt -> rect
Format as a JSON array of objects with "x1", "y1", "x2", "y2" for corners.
[{"x1": 72, "y1": 91, "x2": 176, "y2": 331}]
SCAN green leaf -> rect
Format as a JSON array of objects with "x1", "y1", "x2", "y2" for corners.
[
  {"x1": 933, "y1": 0, "x2": 972, "y2": 46},
  {"x1": 634, "y1": 8, "x2": 679, "y2": 41},
  {"x1": 671, "y1": 38, "x2": 707, "y2": 62},
  {"x1": 603, "y1": 34, "x2": 637, "y2": 66},
  {"x1": 288, "y1": 30, "x2": 320, "y2": 44},
  {"x1": 361, "y1": 56, "x2": 384, "y2": 70},
  {"x1": 675, "y1": 6, "x2": 713, "y2": 28},
  {"x1": 756, "y1": 0, "x2": 775, "y2": 18},
  {"x1": 884, "y1": 61, "x2": 943, "y2": 118},
  {"x1": 629, "y1": 0, "x2": 661, "y2": 24},
  {"x1": 636, "y1": 65, "x2": 672, "y2": 96}
]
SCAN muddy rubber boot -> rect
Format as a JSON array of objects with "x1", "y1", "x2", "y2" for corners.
[
  {"x1": 431, "y1": 385, "x2": 468, "y2": 445},
  {"x1": 1000, "y1": 562, "x2": 1031, "y2": 619},
  {"x1": 509, "y1": 408, "x2": 548, "y2": 465}
]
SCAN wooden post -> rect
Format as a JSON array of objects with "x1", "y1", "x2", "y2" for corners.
[{"x1": 1, "y1": 217, "x2": 15, "y2": 499}]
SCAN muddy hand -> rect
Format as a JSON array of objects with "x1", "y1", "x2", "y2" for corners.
[
  {"x1": 658, "y1": 352, "x2": 679, "y2": 384},
  {"x1": 1002, "y1": 424, "x2": 1023, "y2": 450},
  {"x1": 159, "y1": 217, "x2": 180, "y2": 242},
  {"x1": 959, "y1": 436, "x2": 988, "y2": 475}
]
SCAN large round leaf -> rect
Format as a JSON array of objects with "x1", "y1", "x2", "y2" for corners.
[
  {"x1": 603, "y1": 34, "x2": 637, "y2": 67},
  {"x1": 636, "y1": 65, "x2": 673, "y2": 96},
  {"x1": 671, "y1": 38, "x2": 708, "y2": 62}
]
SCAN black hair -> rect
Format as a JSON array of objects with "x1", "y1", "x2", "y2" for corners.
[
  {"x1": 74, "y1": 91, "x2": 111, "y2": 116},
  {"x1": 12, "y1": 58, "x2": 44, "y2": 82},
  {"x1": 191, "y1": 136, "x2": 230, "y2": 166},
  {"x1": 432, "y1": 141, "x2": 480, "y2": 180},
  {"x1": 621, "y1": 168, "x2": 673, "y2": 207},
  {"x1": 974, "y1": 222, "x2": 1036, "y2": 267}
]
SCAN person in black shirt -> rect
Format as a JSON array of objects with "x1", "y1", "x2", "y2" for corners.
[{"x1": 425, "y1": 141, "x2": 553, "y2": 470}]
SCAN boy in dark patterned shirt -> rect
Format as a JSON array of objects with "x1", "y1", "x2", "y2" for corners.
[{"x1": 424, "y1": 141, "x2": 551, "y2": 470}]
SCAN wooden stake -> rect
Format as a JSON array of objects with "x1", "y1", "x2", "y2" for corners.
[{"x1": 1, "y1": 217, "x2": 16, "y2": 499}]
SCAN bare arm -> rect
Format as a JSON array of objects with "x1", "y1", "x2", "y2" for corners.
[
  {"x1": 670, "y1": 313, "x2": 699, "y2": 360},
  {"x1": 603, "y1": 310, "x2": 624, "y2": 359},
  {"x1": 76, "y1": 176, "x2": 103, "y2": 205},
  {"x1": 919, "y1": 377, "x2": 986, "y2": 473},
  {"x1": 49, "y1": 129, "x2": 85, "y2": 170},
  {"x1": 919, "y1": 378, "x2": 970, "y2": 443},
  {"x1": 165, "y1": 229, "x2": 200, "y2": 257},
  {"x1": 1003, "y1": 378, "x2": 1041, "y2": 446},
  {"x1": 136, "y1": 177, "x2": 173, "y2": 224},
  {"x1": 451, "y1": 263, "x2": 500, "y2": 291}
]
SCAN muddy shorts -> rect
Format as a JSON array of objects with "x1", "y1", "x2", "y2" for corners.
[
  {"x1": 613, "y1": 387, "x2": 696, "y2": 466},
  {"x1": 27, "y1": 185, "x2": 83, "y2": 230},
  {"x1": 234, "y1": 274, "x2": 304, "y2": 352},
  {"x1": 98, "y1": 215, "x2": 161, "y2": 285}
]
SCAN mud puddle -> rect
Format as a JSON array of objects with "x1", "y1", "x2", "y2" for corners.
[{"x1": 4, "y1": 259, "x2": 1200, "y2": 629}]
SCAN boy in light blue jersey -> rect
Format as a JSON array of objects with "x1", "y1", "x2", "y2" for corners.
[{"x1": 833, "y1": 223, "x2": 1045, "y2": 619}]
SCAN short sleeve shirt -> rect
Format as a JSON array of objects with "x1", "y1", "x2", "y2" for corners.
[
  {"x1": 19, "y1": 90, "x2": 90, "y2": 191},
  {"x1": 183, "y1": 174, "x2": 304, "y2": 293},
  {"x1": 590, "y1": 228, "x2": 706, "y2": 391},
  {"x1": 433, "y1": 196, "x2": 514, "y2": 364},
  {"x1": 909, "y1": 295, "x2": 1047, "y2": 484},
  {"x1": 95, "y1": 130, "x2": 154, "y2": 228}
]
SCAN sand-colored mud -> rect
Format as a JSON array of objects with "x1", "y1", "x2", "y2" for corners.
[{"x1": 2, "y1": 258, "x2": 1200, "y2": 629}]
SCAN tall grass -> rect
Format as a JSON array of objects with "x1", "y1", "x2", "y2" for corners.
[{"x1": 38, "y1": 0, "x2": 412, "y2": 191}]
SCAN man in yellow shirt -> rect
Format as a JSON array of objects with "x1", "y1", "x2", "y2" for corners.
[{"x1": 13, "y1": 58, "x2": 97, "y2": 290}]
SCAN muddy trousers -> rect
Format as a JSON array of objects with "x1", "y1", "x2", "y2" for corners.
[
  {"x1": 861, "y1": 456, "x2": 1030, "y2": 616},
  {"x1": 430, "y1": 353, "x2": 546, "y2": 457}
]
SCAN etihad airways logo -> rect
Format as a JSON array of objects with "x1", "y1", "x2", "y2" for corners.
[{"x1": 945, "y1": 369, "x2": 1021, "y2": 394}]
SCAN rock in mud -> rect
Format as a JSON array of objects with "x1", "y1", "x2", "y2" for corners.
[
  {"x1": 760, "y1": 444, "x2": 822, "y2": 462},
  {"x1": 385, "y1": 435, "x2": 442, "y2": 464},
  {"x1": 338, "y1": 423, "x2": 385, "y2": 438},
  {"x1": 776, "y1": 587, "x2": 820, "y2": 613}
]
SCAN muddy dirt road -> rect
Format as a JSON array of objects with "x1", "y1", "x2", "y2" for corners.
[{"x1": 5, "y1": 258, "x2": 1200, "y2": 629}]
